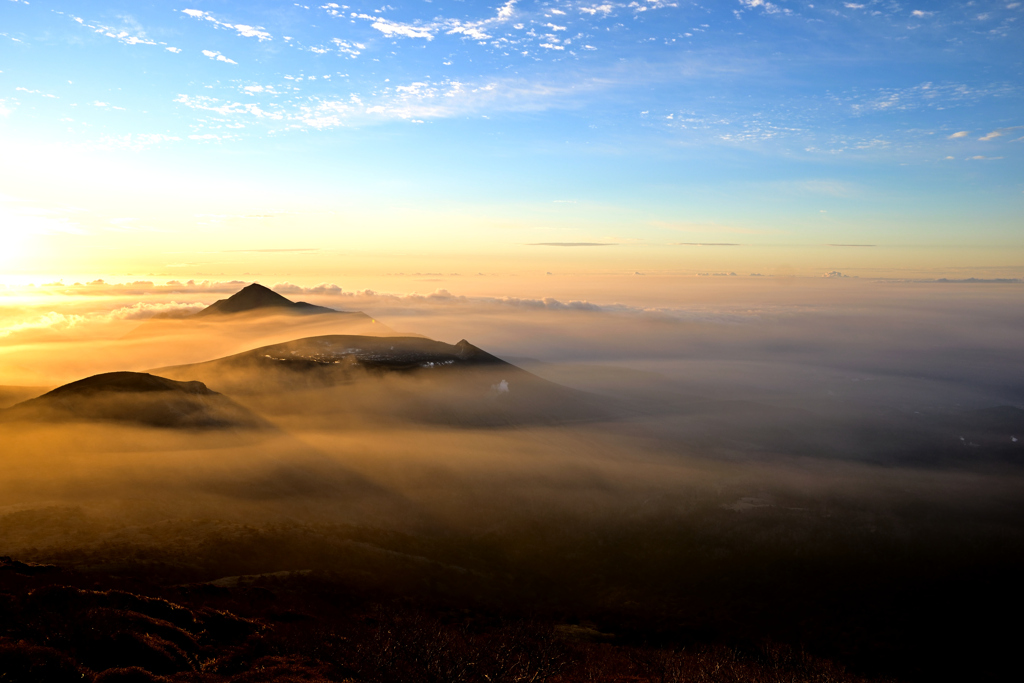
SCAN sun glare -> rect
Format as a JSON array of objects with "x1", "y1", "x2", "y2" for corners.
[{"x1": 0, "y1": 228, "x2": 28, "y2": 271}]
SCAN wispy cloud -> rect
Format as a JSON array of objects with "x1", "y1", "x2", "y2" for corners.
[
  {"x1": 15, "y1": 87, "x2": 57, "y2": 99},
  {"x1": 979, "y1": 126, "x2": 1023, "y2": 141},
  {"x1": 323, "y1": 38, "x2": 364, "y2": 58},
  {"x1": 93, "y1": 133, "x2": 181, "y2": 152},
  {"x1": 65, "y1": 13, "x2": 158, "y2": 47},
  {"x1": 181, "y1": 9, "x2": 272, "y2": 41},
  {"x1": 352, "y1": 14, "x2": 436, "y2": 40},
  {"x1": 337, "y1": 1, "x2": 519, "y2": 42},
  {"x1": 223, "y1": 248, "x2": 319, "y2": 253},
  {"x1": 0, "y1": 197, "x2": 88, "y2": 237},
  {"x1": 651, "y1": 220, "x2": 768, "y2": 235},
  {"x1": 526, "y1": 242, "x2": 615, "y2": 247},
  {"x1": 172, "y1": 72, "x2": 613, "y2": 132},
  {"x1": 174, "y1": 93, "x2": 283, "y2": 119},
  {"x1": 847, "y1": 82, "x2": 1012, "y2": 115},
  {"x1": 188, "y1": 133, "x2": 233, "y2": 142},
  {"x1": 0, "y1": 312, "x2": 87, "y2": 339},
  {"x1": 738, "y1": 0, "x2": 783, "y2": 16},
  {"x1": 0, "y1": 301, "x2": 210, "y2": 339},
  {"x1": 201, "y1": 50, "x2": 238, "y2": 65}
]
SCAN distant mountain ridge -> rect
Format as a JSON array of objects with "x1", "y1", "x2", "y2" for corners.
[
  {"x1": 193, "y1": 283, "x2": 339, "y2": 317},
  {"x1": 154, "y1": 334, "x2": 613, "y2": 427},
  {"x1": 121, "y1": 284, "x2": 401, "y2": 365},
  {"x1": 155, "y1": 334, "x2": 510, "y2": 384}
]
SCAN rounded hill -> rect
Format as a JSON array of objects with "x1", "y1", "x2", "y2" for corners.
[{"x1": 1, "y1": 372, "x2": 268, "y2": 430}]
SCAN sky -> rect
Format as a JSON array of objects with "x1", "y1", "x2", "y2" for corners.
[{"x1": 1, "y1": 0, "x2": 1022, "y2": 283}]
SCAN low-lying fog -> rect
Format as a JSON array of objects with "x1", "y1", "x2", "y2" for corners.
[
  {"x1": 1, "y1": 277, "x2": 1022, "y2": 679},
  {"x1": 1, "y1": 277, "x2": 1021, "y2": 537}
]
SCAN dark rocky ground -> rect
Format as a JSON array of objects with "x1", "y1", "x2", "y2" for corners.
[
  {"x1": 0, "y1": 554, "x2": 895, "y2": 683},
  {"x1": 2, "y1": 483, "x2": 1022, "y2": 683}
]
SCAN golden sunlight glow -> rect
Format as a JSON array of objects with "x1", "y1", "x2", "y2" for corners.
[{"x1": 0, "y1": 216, "x2": 31, "y2": 270}]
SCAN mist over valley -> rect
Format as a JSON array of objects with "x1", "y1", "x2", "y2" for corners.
[{"x1": 1, "y1": 279, "x2": 1022, "y2": 682}]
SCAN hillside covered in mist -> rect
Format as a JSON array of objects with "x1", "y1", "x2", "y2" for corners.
[{"x1": 1, "y1": 279, "x2": 1022, "y2": 683}]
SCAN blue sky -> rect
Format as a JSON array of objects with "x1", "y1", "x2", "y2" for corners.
[{"x1": 1, "y1": 0, "x2": 1022, "y2": 277}]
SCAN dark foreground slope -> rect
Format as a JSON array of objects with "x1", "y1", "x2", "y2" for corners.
[
  {"x1": 2, "y1": 474, "x2": 1021, "y2": 683},
  {"x1": 1, "y1": 372, "x2": 268, "y2": 430},
  {"x1": 155, "y1": 335, "x2": 612, "y2": 427},
  {"x1": 0, "y1": 557, "x2": 889, "y2": 683}
]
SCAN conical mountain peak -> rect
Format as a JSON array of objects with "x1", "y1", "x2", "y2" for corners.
[{"x1": 193, "y1": 283, "x2": 338, "y2": 317}]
